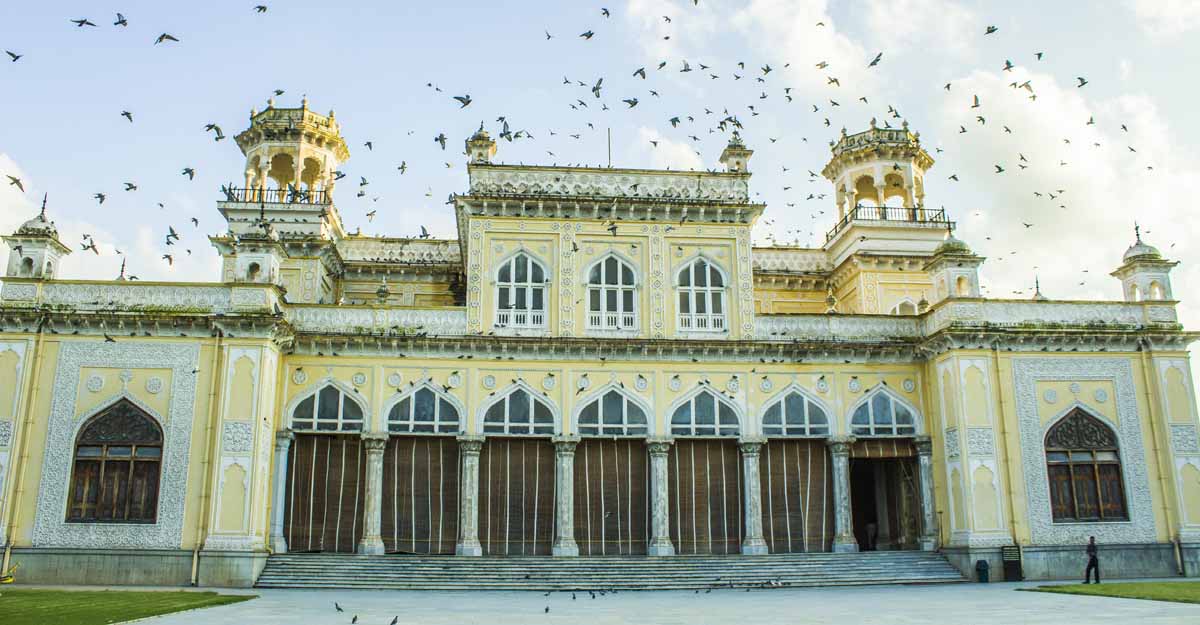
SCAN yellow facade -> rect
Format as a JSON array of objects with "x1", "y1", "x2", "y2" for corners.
[{"x1": 2, "y1": 109, "x2": 1200, "y2": 587}]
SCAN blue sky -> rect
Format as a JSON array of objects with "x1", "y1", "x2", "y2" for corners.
[{"x1": 2, "y1": 0, "x2": 1199, "y2": 322}]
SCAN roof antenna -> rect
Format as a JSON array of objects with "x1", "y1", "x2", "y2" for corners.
[{"x1": 1134, "y1": 221, "x2": 1141, "y2": 243}]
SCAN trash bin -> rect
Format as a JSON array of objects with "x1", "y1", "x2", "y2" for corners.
[{"x1": 975, "y1": 559, "x2": 990, "y2": 583}]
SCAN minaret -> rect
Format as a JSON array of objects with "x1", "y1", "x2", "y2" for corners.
[
  {"x1": 465, "y1": 123, "x2": 497, "y2": 164},
  {"x1": 719, "y1": 131, "x2": 753, "y2": 173},
  {"x1": 923, "y1": 230, "x2": 983, "y2": 303},
  {"x1": 1111, "y1": 224, "x2": 1177, "y2": 301},
  {"x1": 3, "y1": 194, "x2": 71, "y2": 280},
  {"x1": 211, "y1": 98, "x2": 350, "y2": 303}
]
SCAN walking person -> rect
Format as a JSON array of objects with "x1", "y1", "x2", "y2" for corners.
[{"x1": 1083, "y1": 536, "x2": 1100, "y2": 584}]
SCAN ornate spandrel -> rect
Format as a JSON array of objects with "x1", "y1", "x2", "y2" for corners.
[
  {"x1": 1045, "y1": 409, "x2": 1118, "y2": 449},
  {"x1": 78, "y1": 400, "x2": 162, "y2": 444}
]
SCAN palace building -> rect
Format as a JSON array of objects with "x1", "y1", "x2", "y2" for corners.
[{"x1": 1, "y1": 100, "x2": 1199, "y2": 587}]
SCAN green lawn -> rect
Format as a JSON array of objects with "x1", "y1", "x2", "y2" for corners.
[
  {"x1": 0, "y1": 588, "x2": 255, "y2": 625},
  {"x1": 1021, "y1": 581, "x2": 1200, "y2": 604}
]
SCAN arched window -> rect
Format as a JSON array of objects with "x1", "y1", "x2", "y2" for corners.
[
  {"x1": 291, "y1": 384, "x2": 364, "y2": 432},
  {"x1": 387, "y1": 387, "x2": 459, "y2": 434},
  {"x1": 850, "y1": 390, "x2": 917, "y2": 437},
  {"x1": 1130, "y1": 283, "x2": 1142, "y2": 301},
  {"x1": 578, "y1": 389, "x2": 647, "y2": 436},
  {"x1": 677, "y1": 258, "x2": 726, "y2": 332},
  {"x1": 20, "y1": 257, "x2": 34, "y2": 277},
  {"x1": 247, "y1": 262, "x2": 261, "y2": 282},
  {"x1": 483, "y1": 387, "x2": 554, "y2": 435},
  {"x1": 890, "y1": 300, "x2": 917, "y2": 316},
  {"x1": 955, "y1": 276, "x2": 970, "y2": 297},
  {"x1": 762, "y1": 391, "x2": 829, "y2": 437},
  {"x1": 1045, "y1": 409, "x2": 1128, "y2": 522},
  {"x1": 587, "y1": 256, "x2": 637, "y2": 331},
  {"x1": 1149, "y1": 281, "x2": 1164, "y2": 300},
  {"x1": 495, "y1": 252, "x2": 547, "y2": 329},
  {"x1": 671, "y1": 390, "x2": 739, "y2": 436},
  {"x1": 67, "y1": 399, "x2": 163, "y2": 523}
]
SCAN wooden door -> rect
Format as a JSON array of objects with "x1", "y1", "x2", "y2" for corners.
[
  {"x1": 760, "y1": 439, "x2": 835, "y2": 553},
  {"x1": 381, "y1": 436, "x2": 459, "y2": 554},
  {"x1": 284, "y1": 434, "x2": 366, "y2": 553},
  {"x1": 667, "y1": 439, "x2": 743, "y2": 555},
  {"x1": 573, "y1": 439, "x2": 649, "y2": 555},
  {"x1": 478, "y1": 437, "x2": 555, "y2": 555}
]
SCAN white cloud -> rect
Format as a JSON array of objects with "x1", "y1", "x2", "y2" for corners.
[
  {"x1": 635, "y1": 127, "x2": 705, "y2": 171},
  {"x1": 731, "y1": 0, "x2": 872, "y2": 92},
  {"x1": 625, "y1": 0, "x2": 721, "y2": 62},
  {"x1": 1118, "y1": 58, "x2": 1133, "y2": 81},
  {"x1": 865, "y1": 0, "x2": 980, "y2": 58},
  {"x1": 929, "y1": 67, "x2": 1200, "y2": 316},
  {"x1": 1131, "y1": 0, "x2": 1200, "y2": 39}
]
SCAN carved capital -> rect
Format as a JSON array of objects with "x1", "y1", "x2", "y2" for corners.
[
  {"x1": 738, "y1": 437, "x2": 766, "y2": 455},
  {"x1": 552, "y1": 435, "x2": 580, "y2": 455},
  {"x1": 457, "y1": 434, "x2": 486, "y2": 455},
  {"x1": 913, "y1": 435, "x2": 933, "y2": 456},
  {"x1": 826, "y1": 436, "x2": 856, "y2": 456},
  {"x1": 646, "y1": 438, "x2": 674, "y2": 456},
  {"x1": 361, "y1": 432, "x2": 388, "y2": 453}
]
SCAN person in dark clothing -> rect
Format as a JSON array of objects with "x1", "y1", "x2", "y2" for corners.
[{"x1": 1083, "y1": 536, "x2": 1100, "y2": 584}]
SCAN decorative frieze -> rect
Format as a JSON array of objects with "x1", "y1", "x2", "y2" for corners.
[
  {"x1": 467, "y1": 166, "x2": 751, "y2": 203},
  {"x1": 1171, "y1": 424, "x2": 1200, "y2": 454},
  {"x1": 222, "y1": 422, "x2": 254, "y2": 454},
  {"x1": 966, "y1": 428, "x2": 995, "y2": 456},
  {"x1": 288, "y1": 306, "x2": 468, "y2": 336}
]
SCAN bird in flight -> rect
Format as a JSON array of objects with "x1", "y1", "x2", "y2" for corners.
[
  {"x1": 123, "y1": 182, "x2": 137, "y2": 191},
  {"x1": 181, "y1": 167, "x2": 196, "y2": 180},
  {"x1": 453, "y1": 94, "x2": 472, "y2": 108},
  {"x1": 4, "y1": 51, "x2": 20, "y2": 62},
  {"x1": 434, "y1": 133, "x2": 447, "y2": 150},
  {"x1": 6, "y1": 175, "x2": 24, "y2": 192},
  {"x1": 985, "y1": 25, "x2": 998, "y2": 35},
  {"x1": 121, "y1": 110, "x2": 133, "y2": 122},
  {"x1": 155, "y1": 33, "x2": 180, "y2": 45},
  {"x1": 113, "y1": 13, "x2": 127, "y2": 26},
  {"x1": 868, "y1": 52, "x2": 882, "y2": 68},
  {"x1": 93, "y1": 193, "x2": 106, "y2": 204},
  {"x1": 255, "y1": 5, "x2": 268, "y2": 12},
  {"x1": 580, "y1": 30, "x2": 594, "y2": 39},
  {"x1": 71, "y1": 18, "x2": 98, "y2": 28},
  {"x1": 1076, "y1": 76, "x2": 1088, "y2": 87},
  {"x1": 397, "y1": 161, "x2": 407, "y2": 174}
]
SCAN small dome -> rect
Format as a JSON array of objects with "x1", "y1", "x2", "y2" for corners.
[
  {"x1": 16, "y1": 212, "x2": 58, "y2": 238},
  {"x1": 935, "y1": 233, "x2": 970, "y2": 255},
  {"x1": 1122, "y1": 239, "x2": 1160, "y2": 262}
]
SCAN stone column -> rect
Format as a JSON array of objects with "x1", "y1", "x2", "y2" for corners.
[
  {"x1": 551, "y1": 436, "x2": 580, "y2": 556},
  {"x1": 739, "y1": 438, "x2": 769, "y2": 555},
  {"x1": 269, "y1": 430, "x2": 293, "y2": 553},
  {"x1": 828, "y1": 437, "x2": 858, "y2": 553},
  {"x1": 647, "y1": 439, "x2": 675, "y2": 556},
  {"x1": 357, "y1": 433, "x2": 388, "y2": 555},
  {"x1": 915, "y1": 436, "x2": 938, "y2": 551},
  {"x1": 455, "y1": 435, "x2": 485, "y2": 556}
]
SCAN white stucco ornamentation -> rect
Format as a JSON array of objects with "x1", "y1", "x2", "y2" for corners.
[
  {"x1": 1043, "y1": 389, "x2": 1057, "y2": 404},
  {"x1": 288, "y1": 307, "x2": 469, "y2": 336},
  {"x1": 816, "y1": 378, "x2": 830, "y2": 394},
  {"x1": 292, "y1": 369, "x2": 308, "y2": 385},
  {"x1": 85, "y1": 374, "x2": 104, "y2": 393},
  {"x1": 447, "y1": 372, "x2": 462, "y2": 388},
  {"x1": 145, "y1": 376, "x2": 164, "y2": 395},
  {"x1": 1, "y1": 282, "x2": 38, "y2": 302},
  {"x1": 40, "y1": 283, "x2": 233, "y2": 313},
  {"x1": 222, "y1": 422, "x2": 254, "y2": 453},
  {"x1": 468, "y1": 167, "x2": 751, "y2": 203},
  {"x1": 0, "y1": 420, "x2": 12, "y2": 448},
  {"x1": 1093, "y1": 389, "x2": 1108, "y2": 403},
  {"x1": 754, "y1": 314, "x2": 921, "y2": 341},
  {"x1": 967, "y1": 427, "x2": 995, "y2": 456},
  {"x1": 542, "y1": 374, "x2": 556, "y2": 391},
  {"x1": 482, "y1": 374, "x2": 496, "y2": 390},
  {"x1": 33, "y1": 341, "x2": 200, "y2": 549},
  {"x1": 1170, "y1": 424, "x2": 1199, "y2": 453},
  {"x1": 759, "y1": 377, "x2": 773, "y2": 392},
  {"x1": 902, "y1": 379, "x2": 915, "y2": 393},
  {"x1": 387, "y1": 372, "x2": 402, "y2": 387},
  {"x1": 1013, "y1": 358, "x2": 1156, "y2": 544},
  {"x1": 944, "y1": 428, "x2": 960, "y2": 458},
  {"x1": 635, "y1": 374, "x2": 649, "y2": 392},
  {"x1": 352, "y1": 372, "x2": 367, "y2": 386},
  {"x1": 848, "y1": 378, "x2": 862, "y2": 393}
]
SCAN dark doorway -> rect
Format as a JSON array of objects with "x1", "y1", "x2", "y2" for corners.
[
  {"x1": 850, "y1": 456, "x2": 922, "y2": 551},
  {"x1": 850, "y1": 460, "x2": 879, "y2": 551}
]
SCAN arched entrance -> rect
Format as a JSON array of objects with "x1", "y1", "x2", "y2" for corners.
[
  {"x1": 847, "y1": 389, "x2": 924, "y2": 551},
  {"x1": 667, "y1": 389, "x2": 744, "y2": 555}
]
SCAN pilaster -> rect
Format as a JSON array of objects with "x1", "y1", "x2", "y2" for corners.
[
  {"x1": 647, "y1": 439, "x2": 675, "y2": 556},
  {"x1": 269, "y1": 430, "x2": 293, "y2": 553},
  {"x1": 828, "y1": 437, "x2": 858, "y2": 553},
  {"x1": 738, "y1": 438, "x2": 768, "y2": 555},
  {"x1": 357, "y1": 433, "x2": 388, "y2": 555},
  {"x1": 551, "y1": 436, "x2": 580, "y2": 557},
  {"x1": 915, "y1": 436, "x2": 938, "y2": 551},
  {"x1": 455, "y1": 435, "x2": 485, "y2": 556}
]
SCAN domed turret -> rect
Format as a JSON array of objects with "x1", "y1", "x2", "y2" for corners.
[
  {"x1": 1112, "y1": 224, "x2": 1176, "y2": 302},
  {"x1": 4, "y1": 194, "x2": 71, "y2": 280}
]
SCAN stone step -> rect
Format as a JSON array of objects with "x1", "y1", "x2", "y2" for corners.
[{"x1": 256, "y1": 551, "x2": 965, "y2": 590}]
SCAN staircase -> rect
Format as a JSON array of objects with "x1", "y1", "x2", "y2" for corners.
[{"x1": 256, "y1": 551, "x2": 965, "y2": 590}]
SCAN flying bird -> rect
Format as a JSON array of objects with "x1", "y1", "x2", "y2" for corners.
[
  {"x1": 1076, "y1": 76, "x2": 1088, "y2": 87},
  {"x1": 113, "y1": 13, "x2": 128, "y2": 26},
  {"x1": 93, "y1": 193, "x2": 106, "y2": 204},
  {"x1": 985, "y1": 25, "x2": 998, "y2": 35},
  {"x1": 155, "y1": 33, "x2": 180, "y2": 45},
  {"x1": 255, "y1": 5, "x2": 268, "y2": 12},
  {"x1": 453, "y1": 94, "x2": 472, "y2": 108},
  {"x1": 580, "y1": 30, "x2": 594, "y2": 39},
  {"x1": 121, "y1": 111, "x2": 133, "y2": 122},
  {"x1": 181, "y1": 167, "x2": 195, "y2": 180},
  {"x1": 6, "y1": 50, "x2": 22, "y2": 62},
  {"x1": 868, "y1": 52, "x2": 882, "y2": 67},
  {"x1": 6, "y1": 175, "x2": 23, "y2": 192},
  {"x1": 434, "y1": 133, "x2": 447, "y2": 150},
  {"x1": 71, "y1": 18, "x2": 98, "y2": 28}
]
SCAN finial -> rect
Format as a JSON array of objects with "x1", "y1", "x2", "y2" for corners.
[
  {"x1": 250, "y1": 107, "x2": 257, "y2": 117},
  {"x1": 840, "y1": 127, "x2": 847, "y2": 137},
  {"x1": 478, "y1": 120, "x2": 485, "y2": 133},
  {"x1": 902, "y1": 120, "x2": 909, "y2": 130},
  {"x1": 1134, "y1": 222, "x2": 1142, "y2": 243},
  {"x1": 869, "y1": 117, "x2": 877, "y2": 129},
  {"x1": 39, "y1": 193, "x2": 47, "y2": 219},
  {"x1": 301, "y1": 95, "x2": 308, "y2": 110},
  {"x1": 267, "y1": 97, "x2": 275, "y2": 108},
  {"x1": 116, "y1": 257, "x2": 127, "y2": 281}
]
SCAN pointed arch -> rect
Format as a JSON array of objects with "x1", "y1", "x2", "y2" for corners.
[
  {"x1": 1043, "y1": 405, "x2": 1128, "y2": 522},
  {"x1": 287, "y1": 378, "x2": 367, "y2": 432},
  {"x1": 759, "y1": 384, "x2": 831, "y2": 437},
  {"x1": 585, "y1": 253, "x2": 639, "y2": 331},
  {"x1": 668, "y1": 385, "x2": 742, "y2": 437},
  {"x1": 674, "y1": 255, "x2": 729, "y2": 333},
  {"x1": 847, "y1": 384, "x2": 922, "y2": 437},
  {"x1": 478, "y1": 379, "x2": 559, "y2": 436},
  {"x1": 67, "y1": 398, "x2": 164, "y2": 523},
  {"x1": 889, "y1": 298, "x2": 917, "y2": 316},
  {"x1": 494, "y1": 249, "x2": 549, "y2": 329},
  {"x1": 572, "y1": 382, "x2": 653, "y2": 437},
  {"x1": 383, "y1": 381, "x2": 464, "y2": 435}
]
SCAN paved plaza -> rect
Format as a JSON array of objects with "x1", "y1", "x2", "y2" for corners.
[{"x1": 141, "y1": 581, "x2": 1200, "y2": 625}]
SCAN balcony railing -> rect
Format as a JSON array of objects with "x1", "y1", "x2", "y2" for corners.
[
  {"x1": 587, "y1": 311, "x2": 637, "y2": 331},
  {"x1": 495, "y1": 308, "x2": 546, "y2": 329},
  {"x1": 678, "y1": 312, "x2": 726, "y2": 332},
  {"x1": 222, "y1": 186, "x2": 331, "y2": 205},
  {"x1": 825, "y1": 206, "x2": 952, "y2": 243}
]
